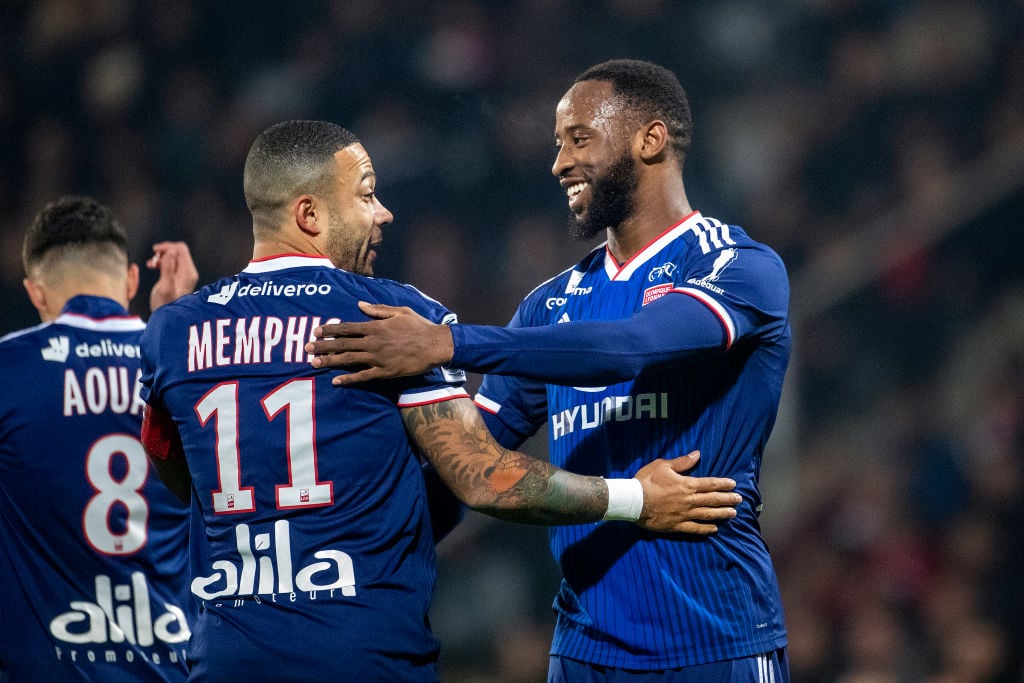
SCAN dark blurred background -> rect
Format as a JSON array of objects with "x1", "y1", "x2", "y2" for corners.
[{"x1": 1, "y1": 1, "x2": 1022, "y2": 680}]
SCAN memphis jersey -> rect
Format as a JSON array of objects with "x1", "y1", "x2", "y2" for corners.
[
  {"x1": 139, "y1": 255, "x2": 468, "y2": 681},
  {"x1": 475, "y1": 212, "x2": 791, "y2": 668},
  {"x1": 0, "y1": 296, "x2": 192, "y2": 682}
]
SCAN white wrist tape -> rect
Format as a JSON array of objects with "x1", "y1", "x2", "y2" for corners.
[{"x1": 603, "y1": 478, "x2": 644, "y2": 521}]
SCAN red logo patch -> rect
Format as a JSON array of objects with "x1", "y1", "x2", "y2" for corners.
[{"x1": 642, "y1": 284, "x2": 673, "y2": 305}]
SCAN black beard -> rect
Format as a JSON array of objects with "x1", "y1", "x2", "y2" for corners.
[{"x1": 568, "y1": 153, "x2": 638, "y2": 240}]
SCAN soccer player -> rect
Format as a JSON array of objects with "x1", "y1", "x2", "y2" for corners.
[
  {"x1": 137, "y1": 119, "x2": 743, "y2": 682},
  {"x1": 307, "y1": 60, "x2": 792, "y2": 681},
  {"x1": 0, "y1": 196, "x2": 198, "y2": 682}
]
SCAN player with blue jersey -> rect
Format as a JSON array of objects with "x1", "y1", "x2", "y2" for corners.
[
  {"x1": 309, "y1": 60, "x2": 792, "y2": 681},
  {"x1": 0, "y1": 197, "x2": 198, "y2": 682},
  {"x1": 138, "y1": 120, "x2": 743, "y2": 682}
]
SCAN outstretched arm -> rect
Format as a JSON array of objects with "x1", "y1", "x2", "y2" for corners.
[
  {"x1": 148, "y1": 241, "x2": 199, "y2": 312},
  {"x1": 403, "y1": 397, "x2": 740, "y2": 533},
  {"x1": 308, "y1": 293, "x2": 725, "y2": 386}
]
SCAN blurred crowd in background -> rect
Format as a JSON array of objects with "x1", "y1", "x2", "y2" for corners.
[{"x1": 1, "y1": 0, "x2": 1022, "y2": 680}]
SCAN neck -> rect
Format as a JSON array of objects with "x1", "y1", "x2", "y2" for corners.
[
  {"x1": 605, "y1": 176, "x2": 691, "y2": 263},
  {"x1": 252, "y1": 237, "x2": 322, "y2": 262},
  {"x1": 38, "y1": 281, "x2": 127, "y2": 322}
]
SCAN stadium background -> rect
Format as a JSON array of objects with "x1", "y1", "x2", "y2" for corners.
[{"x1": 0, "y1": 1, "x2": 1021, "y2": 680}]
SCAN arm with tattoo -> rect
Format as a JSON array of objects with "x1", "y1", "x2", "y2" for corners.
[
  {"x1": 403, "y1": 397, "x2": 607, "y2": 524},
  {"x1": 402, "y1": 397, "x2": 742, "y2": 532}
]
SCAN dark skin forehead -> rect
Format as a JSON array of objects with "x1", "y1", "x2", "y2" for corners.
[{"x1": 554, "y1": 80, "x2": 633, "y2": 143}]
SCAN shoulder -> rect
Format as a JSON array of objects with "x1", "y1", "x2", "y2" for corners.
[
  {"x1": 686, "y1": 218, "x2": 786, "y2": 276},
  {"x1": 522, "y1": 244, "x2": 605, "y2": 303},
  {"x1": 355, "y1": 276, "x2": 455, "y2": 320},
  {"x1": 0, "y1": 322, "x2": 49, "y2": 347}
]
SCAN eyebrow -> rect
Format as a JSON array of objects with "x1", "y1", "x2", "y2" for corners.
[{"x1": 555, "y1": 124, "x2": 590, "y2": 137}]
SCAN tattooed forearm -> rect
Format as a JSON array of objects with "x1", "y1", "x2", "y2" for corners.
[{"x1": 403, "y1": 399, "x2": 608, "y2": 524}]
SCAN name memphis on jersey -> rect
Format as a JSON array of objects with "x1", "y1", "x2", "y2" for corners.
[
  {"x1": 183, "y1": 277, "x2": 341, "y2": 371},
  {"x1": 186, "y1": 315, "x2": 341, "y2": 372}
]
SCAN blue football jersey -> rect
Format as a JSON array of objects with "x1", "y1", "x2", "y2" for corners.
[
  {"x1": 139, "y1": 255, "x2": 468, "y2": 681},
  {"x1": 0, "y1": 296, "x2": 192, "y2": 682},
  {"x1": 475, "y1": 212, "x2": 791, "y2": 668}
]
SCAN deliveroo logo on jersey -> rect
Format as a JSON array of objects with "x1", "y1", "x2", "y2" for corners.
[
  {"x1": 41, "y1": 336, "x2": 70, "y2": 362},
  {"x1": 208, "y1": 280, "x2": 333, "y2": 305},
  {"x1": 208, "y1": 282, "x2": 239, "y2": 305}
]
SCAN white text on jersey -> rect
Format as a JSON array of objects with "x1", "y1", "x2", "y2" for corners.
[
  {"x1": 49, "y1": 572, "x2": 190, "y2": 647},
  {"x1": 188, "y1": 315, "x2": 341, "y2": 372},
  {"x1": 64, "y1": 367, "x2": 145, "y2": 417},
  {"x1": 191, "y1": 520, "x2": 357, "y2": 602},
  {"x1": 551, "y1": 392, "x2": 669, "y2": 441}
]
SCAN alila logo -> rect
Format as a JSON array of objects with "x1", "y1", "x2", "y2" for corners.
[
  {"x1": 49, "y1": 572, "x2": 190, "y2": 646},
  {"x1": 191, "y1": 520, "x2": 356, "y2": 601},
  {"x1": 208, "y1": 281, "x2": 334, "y2": 305},
  {"x1": 42, "y1": 336, "x2": 71, "y2": 362}
]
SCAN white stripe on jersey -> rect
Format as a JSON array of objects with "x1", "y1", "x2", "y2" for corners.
[
  {"x1": 675, "y1": 287, "x2": 736, "y2": 348},
  {"x1": 397, "y1": 386, "x2": 469, "y2": 407},
  {"x1": 53, "y1": 312, "x2": 146, "y2": 332},
  {"x1": 474, "y1": 393, "x2": 502, "y2": 414},
  {"x1": 688, "y1": 216, "x2": 736, "y2": 255},
  {"x1": 606, "y1": 215, "x2": 696, "y2": 281},
  {"x1": 757, "y1": 651, "x2": 776, "y2": 683},
  {"x1": 243, "y1": 255, "x2": 335, "y2": 273}
]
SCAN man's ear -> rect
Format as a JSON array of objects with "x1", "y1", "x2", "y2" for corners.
[
  {"x1": 637, "y1": 120, "x2": 669, "y2": 162},
  {"x1": 126, "y1": 263, "x2": 140, "y2": 303},
  {"x1": 22, "y1": 277, "x2": 50, "y2": 319},
  {"x1": 293, "y1": 195, "x2": 321, "y2": 236}
]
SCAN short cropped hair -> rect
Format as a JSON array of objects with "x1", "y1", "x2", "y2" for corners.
[
  {"x1": 575, "y1": 59, "x2": 693, "y2": 167},
  {"x1": 22, "y1": 196, "x2": 129, "y2": 277},
  {"x1": 243, "y1": 120, "x2": 360, "y2": 233}
]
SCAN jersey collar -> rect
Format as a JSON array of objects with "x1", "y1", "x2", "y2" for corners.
[
  {"x1": 603, "y1": 211, "x2": 701, "y2": 281},
  {"x1": 55, "y1": 295, "x2": 145, "y2": 331},
  {"x1": 243, "y1": 253, "x2": 336, "y2": 274}
]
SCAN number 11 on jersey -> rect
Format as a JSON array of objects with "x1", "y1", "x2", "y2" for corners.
[{"x1": 195, "y1": 379, "x2": 334, "y2": 514}]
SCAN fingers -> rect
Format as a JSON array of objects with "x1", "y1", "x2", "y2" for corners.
[
  {"x1": 331, "y1": 368, "x2": 383, "y2": 386},
  {"x1": 148, "y1": 241, "x2": 181, "y2": 269},
  {"x1": 673, "y1": 521, "x2": 723, "y2": 535},
  {"x1": 664, "y1": 450, "x2": 700, "y2": 473},
  {"x1": 310, "y1": 350, "x2": 373, "y2": 369},
  {"x1": 149, "y1": 242, "x2": 198, "y2": 283},
  {"x1": 356, "y1": 301, "x2": 408, "y2": 319}
]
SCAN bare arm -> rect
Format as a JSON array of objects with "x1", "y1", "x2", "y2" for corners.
[
  {"x1": 402, "y1": 397, "x2": 740, "y2": 532},
  {"x1": 141, "y1": 403, "x2": 192, "y2": 504},
  {"x1": 148, "y1": 241, "x2": 199, "y2": 313}
]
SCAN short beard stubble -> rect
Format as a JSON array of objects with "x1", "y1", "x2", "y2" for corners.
[{"x1": 568, "y1": 152, "x2": 639, "y2": 240}]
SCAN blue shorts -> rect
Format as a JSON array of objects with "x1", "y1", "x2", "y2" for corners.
[{"x1": 548, "y1": 648, "x2": 789, "y2": 683}]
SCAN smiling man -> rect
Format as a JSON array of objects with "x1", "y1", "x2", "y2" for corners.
[
  {"x1": 307, "y1": 60, "x2": 793, "y2": 681},
  {"x1": 137, "y1": 119, "x2": 742, "y2": 681}
]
